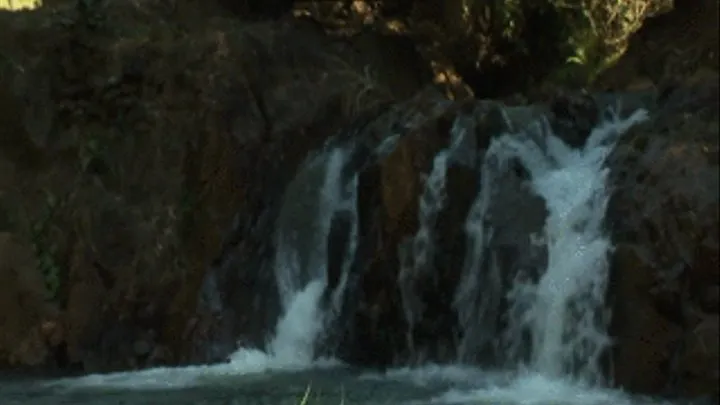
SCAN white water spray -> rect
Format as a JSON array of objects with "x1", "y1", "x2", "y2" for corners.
[
  {"x1": 266, "y1": 146, "x2": 359, "y2": 365},
  {"x1": 505, "y1": 110, "x2": 647, "y2": 380},
  {"x1": 440, "y1": 108, "x2": 649, "y2": 403},
  {"x1": 330, "y1": 174, "x2": 360, "y2": 316}
]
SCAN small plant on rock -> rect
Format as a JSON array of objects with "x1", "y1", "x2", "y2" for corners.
[{"x1": 552, "y1": 0, "x2": 673, "y2": 85}]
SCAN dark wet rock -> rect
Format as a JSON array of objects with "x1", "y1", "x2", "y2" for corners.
[
  {"x1": 607, "y1": 77, "x2": 719, "y2": 400},
  {"x1": 595, "y1": 0, "x2": 718, "y2": 90},
  {"x1": 700, "y1": 285, "x2": 720, "y2": 313},
  {"x1": 608, "y1": 245, "x2": 685, "y2": 393},
  {"x1": 0, "y1": 232, "x2": 53, "y2": 367},
  {"x1": 0, "y1": 1, "x2": 428, "y2": 371},
  {"x1": 218, "y1": 0, "x2": 295, "y2": 20},
  {"x1": 547, "y1": 91, "x2": 600, "y2": 148},
  {"x1": 340, "y1": 99, "x2": 463, "y2": 366},
  {"x1": 331, "y1": 97, "x2": 552, "y2": 368},
  {"x1": 678, "y1": 316, "x2": 720, "y2": 399}
]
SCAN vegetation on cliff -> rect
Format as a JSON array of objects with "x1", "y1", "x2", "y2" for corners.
[
  {"x1": 294, "y1": 0, "x2": 674, "y2": 95},
  {"x1": 0, "y1": 0, "x2": 717, "y2": 400}
]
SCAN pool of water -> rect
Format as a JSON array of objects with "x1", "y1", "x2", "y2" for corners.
[
  {"x1": 3, "y1": 368, "x2": 430, "y2": 405},
  {"x1": 0, "y1": 365, "x2": 694, "y2": 405}
]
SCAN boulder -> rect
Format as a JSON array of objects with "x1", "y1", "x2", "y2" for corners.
[{"x1": 607, "y1": 77, "x2": 719, "y2": 400}]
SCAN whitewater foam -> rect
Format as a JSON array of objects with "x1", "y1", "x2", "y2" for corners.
[
  {"x1": 437, "y1": 108, "x2": 650, "y2": 402},
  {"x1": 509, "y1": 109, "x2": 647, "y2": 380},
  {"x1": 46, "y1": 272, "x2": 342, "y2": 391},
  {"x1": 358, "y1": 365, "x2": 673, "y2": 405},
  {"x1": 430, "y1": 372, "x2": 670, "y2": 405}
]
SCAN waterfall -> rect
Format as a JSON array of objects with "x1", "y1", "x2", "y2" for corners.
[
  {"x1": 45, "y1": 145, "x2": 363, "y2": 390},
  {"x1": 398, "y1": 120, "x2": 467, "y2": 352},
  {"x1": 453, "y1": 107, "x2": 649, "y2": 383},
  {"x1": 44, "y1": 96, "x2": 666, "y2": 405},
  {"x1": 266, "y1": 146, "x2": 359, "y2": 365},
  {"x1": 453, "y1": 139, "x2": 503, "y2": 363}
]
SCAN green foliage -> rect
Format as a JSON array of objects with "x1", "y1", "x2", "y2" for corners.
[
  {"x1": 29, "y1": 189, "x2": 63, "y2": 302},
  {"x1": 437, "y1": 0, "x2": 669, "y2": 89},
  {"x1": 0, "y1": 0, "x2": 41, "y2": 10},
  {"x1": 455, "y1": 0, "x2": 670, "y2": 86},
  {"x1": 491, "y1": 0, "x2": 524, "y2": 40},
  {"x1": 548, "y1": 0, "x2": 672, "y2": 85}
]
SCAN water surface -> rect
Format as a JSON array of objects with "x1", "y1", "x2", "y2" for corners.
[{"x1": 0, "y1": 364, "x2": 682, "y2": 405}]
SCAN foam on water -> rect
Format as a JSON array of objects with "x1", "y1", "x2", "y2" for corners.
[
  {"x1": 429, "y1": 108, "x2": 651, "y2": 403},
  {"x1": 49, "y1": 283, "x2": 342, "y2": 390},
  {"x1": 358, "y1": 366, "x2": 672, "y2": 405},
  {"x1": 430, "y1": 373, "x2": 670, "y2": 405},
  {"x1": 359, "y1": 364, "x2": 513, "y2": 394}
]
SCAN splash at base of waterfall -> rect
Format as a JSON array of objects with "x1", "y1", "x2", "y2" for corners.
[
  {"x1": 45, "y1": 147, "x2": 358, "y2": 391},
  {"x1": 41, "y1": 364, "x2": 686, "y2": 405},
  {"x1": 45, "y1": 280, "x2": 341, "y2": 391},
  {"x1": 429, "y1": 372, "x2": 670, "y2": 405},
  {"x1": 359, "y1": 365, "x2": 678, "y2": 405},
  {"x1": 453, "y1": 107, "x2": 649, "y2": 385}
]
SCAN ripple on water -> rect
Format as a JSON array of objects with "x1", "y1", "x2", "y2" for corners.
[{"x1": 0, "y1": 367, "x2": 694, "y2": 405}]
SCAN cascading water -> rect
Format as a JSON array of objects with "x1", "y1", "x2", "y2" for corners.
[
  {"x1": 35, "y1": 99, "x2": 684, "y2": 405},
  {"x1": 398, "y1": 119, "x2": 468, "y2": 353},
  {"x1": 48, "y1": 145, "x2": 360, "y2": 389},
  {"x1": 435, "y1": 107, "x2": 650, "y2": 403},
  {"x1": 267, "y1": 146, "x2": 358, "y2": 365},
  {"x1": 509, "y1": 109, "x2": 647, "y2": 380},
  {"x1": 453, "y1": 140, "x2": 501, "y2": 364}
]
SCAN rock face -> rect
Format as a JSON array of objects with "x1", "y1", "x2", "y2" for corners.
[
  {"x1": 299, "y1": 0, "x2": 673, "y2": 96},
  {"x1": 1, "y1": 0, "x2": 718, "y2": 403},
  {"x1": 328, "y1": 79, "x2": 719, "y2": 401},
  {"x1": 339, "y1": 98, "x2": 481, "y2": 366},
  {"x1": 607, "y1": 78, "x2": 719, "y2": 400},
  {"x1": 597, "y1": 3, "x2": 719, "y2": 397},
  {"x1": 596, "y1": 0, "x2": 718, "y2": 90},
  {"x1": 0, "y1": 1, "x2": 429, "y2": 371},
  {"x1": 0, "y1": 232, "x2": 56, "y2": 367},
  {"x1": 333, "y1": 98, "x2": 555, "y2": 367}
]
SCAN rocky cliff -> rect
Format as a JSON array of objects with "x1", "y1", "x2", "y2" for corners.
[{"x1": 0, "y1": 0, "x2": 717, "y2": 400}]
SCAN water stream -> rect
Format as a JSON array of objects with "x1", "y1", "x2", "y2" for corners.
[
  {"x1": 0, "y1": 105, "x2": 703, "y2": 405},
  {"x1": 399, "y1": 121, "x2": 467, "y2": 352}
]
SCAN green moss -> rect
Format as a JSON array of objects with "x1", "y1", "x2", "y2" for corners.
[{"x1": 29, "y1": 189, "x2": 64, "y2": 302}]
